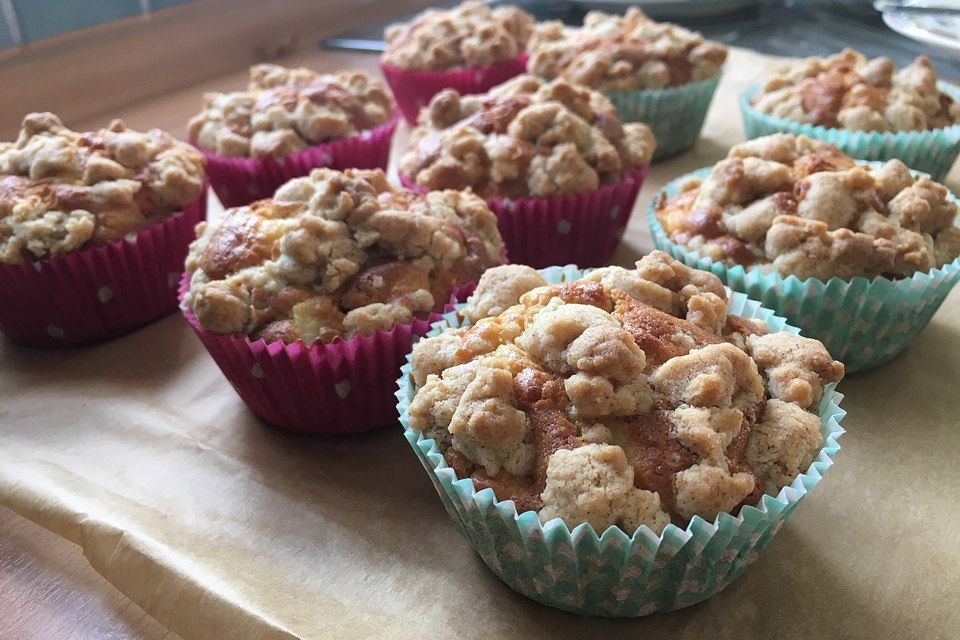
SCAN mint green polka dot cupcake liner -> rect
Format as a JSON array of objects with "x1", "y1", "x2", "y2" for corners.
[
  {"x1": 739, "y1": 82, "x2": 960, "y2": 182},
  {"x1": 647, "y1": 166, "x2": 960, "y2": 373},
  {"x1": 395, "y1": 266, "x2": 845, "y2": 617},
  {"x1": 606, "y1": 73, "x2": 722, "y2": 161}
]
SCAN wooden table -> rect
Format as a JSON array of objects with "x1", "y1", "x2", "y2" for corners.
[{"x1": 0, "y1": 506, "x2": 180, "y2": 640}]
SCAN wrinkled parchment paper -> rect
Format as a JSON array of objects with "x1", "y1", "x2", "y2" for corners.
[{"x1": 2, "y1": 48, "x2": 959, "y2": 640}]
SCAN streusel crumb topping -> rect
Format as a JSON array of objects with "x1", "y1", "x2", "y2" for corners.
[
  {"x1": 188, "y1": 64, "x2": 393, "y2": 159},
  {"x1": 183, "y1": 168, "x2": 502, "y2": 343},
  {"x1": 0, "y1": 112, "x2": 205, "y2": 264},
  {"x1": 407, "y1": 252, "x2": 843, "y2": 532},
  {"x1": 654, "y1": 133, "x2": 960, "y2": 279},
  {"x1": 382, "y1": 1, "x2": 533, "y2": 71},
  {"x1": 399, "y1": 75, "x2": 655, "y2": 198},
  {"x1": 752, "y1": 48, "x2": 960, "y2": 131},
  {"x1": 527, "y1": 8, "x2": 727, "y2": 91}
]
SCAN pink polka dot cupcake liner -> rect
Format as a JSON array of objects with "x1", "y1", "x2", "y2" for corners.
[
  {"x1": 380, "y1": 54, "x2": 529, "y2": 125},
  {"x1": 400, "y1": 166, "x2": 648, "y2": 269},
  {"x1": 179, "y1": 277, "x2": 477, "y2": 434},
  {"x1": 0, "y1": 185, "x2": 208, "y2": 347},
  {"x1": 197, "y1": 115, "x2": 399, "y2": 208}
]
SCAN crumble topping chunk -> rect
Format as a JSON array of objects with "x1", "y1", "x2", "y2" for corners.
[
  {"x1": 539, "y1": 444, "x2": 671, "y2": 532},
  {"x1": 382, "y1": 1, "x2": 533, "y2": 71},
  {"x1": 399, "y1": 75, "x2": 655, "y2": 198},
  {"x1": 188, "y1": 64, "x2": 393, "y2": 159},
  {"x1": 407, "y1": 251, "x2": 844, "y2": 532},
  {"x1": 654, "y1": 134, "x2": 960, "y2": 280},
  {"x1": 528, "y1": 8, "x2": 727, "y2": 91},
  {"x1": 461, "y1": 264, "x2": 547, "y2": 323},
  {"x1": 183, "y1": 168, "x2": 502, "y2": 343},
  {"x1": 0, "y1": 112, "x2": 205, "y2": 264}
]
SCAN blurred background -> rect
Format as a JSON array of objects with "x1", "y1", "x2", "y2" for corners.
[
  {"x1": 325, "y1": 0, "x2": 960, "y2": 74},
  {"x1": 1, "y1": 0, "x2": 957, "y2": 73},
  {"x1": 1, "y1": 0, "x2": 957, "y2": 139}
]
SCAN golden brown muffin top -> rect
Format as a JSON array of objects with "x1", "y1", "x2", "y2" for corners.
[
  {"x1": 187, "y1": 64, "x2": 393, "y2": 159},
  {"x1": 399, "y1": 75, "x2": 655, "y2": 198},
  {"x1": 183, "y1": 168, "x2": 503, "y2": 344},
  {"x1": 407, "y1": 252, "x2": 843, "y2": 532},
  {"x1": 382, "y1": 1, "x2": 533, "y2": 71},
  {"x1": 655, "y1": 134, "x2": 960, "y2": 280},
  {"x1": 0, "y1": 112, "x2": 205, "y2": 265},
  {"x1": 527, "y1": 8, "x2": 727, "y2": 91},
  {"x1": 751, "y1": 48, "x2": 960, "y2": 131}
]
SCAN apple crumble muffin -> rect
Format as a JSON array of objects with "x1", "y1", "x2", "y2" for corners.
[
  {"x1": 182, "y1": 168, "x2": 502, "y2": 343},
  {"x1": 399, "y1": 75, "x2": 655, "y2": 198},
  {"x1": 527, "y1": 8, "x2": 727, "y2": 91},
  {"x1": 0, "y1": 112, "x2": 205, "y2": 265},
  {"x1": 382, "y1": 1, "x2": 533, "y2": 71},
  {"x1": 654, "y1": 134, "x2": 960, "y2": 280},
  {"x1": 751, "y1": 49, "x2": 960, "y2": 132},
  {"x1": 406, "y1": 252, "x2": 843, "y2": 532},
  {"x1": 187, "y1": 64, "x2": 393, "y2": 159}
]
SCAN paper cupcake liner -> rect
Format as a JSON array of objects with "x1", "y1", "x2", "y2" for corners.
[
  {"x1": 605, "y1": 73, "x2": 722, "y2": 161},
  {"x1": 0, "y1": 187, "x2": 208, "y2": 347},
  {"x1": 647, "y1": 166, "x2": 960, "y2": 373},
  {"x1": 400, "y1": 167, "x2": 648, "y2": 269},
  {"x1": 197, "y1": 116, "x2": 398, "y2": 208},
  {"x1": 180, "y1": 277, "x2": 477, "y2": 434},
  {"x1": 380, "y1": 54, "x2": 529, "y2": 125},
  {"x1": 739, "y1": 82, "x2": 960, "y2": 182},
  {"x1": 395, "y1": 266, "x2": 845, "y2": 616}
]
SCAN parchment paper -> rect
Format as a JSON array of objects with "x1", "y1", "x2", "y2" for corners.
[{"x1": 1, "y1": 48, "x2": 959, "y2": 640}]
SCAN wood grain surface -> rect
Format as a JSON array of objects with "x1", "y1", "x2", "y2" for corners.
[{"x1": 0, "y1": 505, "x2": 181, "y2": 640}]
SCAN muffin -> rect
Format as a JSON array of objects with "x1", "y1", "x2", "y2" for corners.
[
  {"x1": 528, "y1": 8, "x2": 727, "y2": 159},
  {"x1": 399, "y1": 75, "x2": 655, "y2": 267},
  {"x1": 187, "y1": 63, "x2": 397, "y2": 207},
  {"x1": 650, "y1": 133, "x2": 960, "y2": 370},
  {"x1": 396, "y1": 253, "x2": 846, "y2": 615},
  {"x1": 0, "y1": 112, "x2": 206, "y2": 346},
  {"x1": 380, "y1": 1, "x2": 533, "y2": 123},
  {"x1": 741, "y1": 49, "x2": 960, "y2": 180},
  {"x1": 181, "y1": 167, "x2": 503, "y2": 433}
]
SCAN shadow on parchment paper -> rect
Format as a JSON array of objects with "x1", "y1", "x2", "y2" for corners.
[
  {"x1": 427, "y1": 522, "x2": 882, "y2": 640},
  {"x1": 0, "y1": 313, "x2": 195, "y2": 388},
  {"x1": 223, "y1": 413, "x2": 459, "y2": 558}
]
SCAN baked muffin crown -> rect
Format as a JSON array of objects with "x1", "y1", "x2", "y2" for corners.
[
  {"x1": 527, "y1": 7, "x2": 727, "y2": 91},
  {"x1": 187, "y1": 64, "x2": 393, "y2": 159},
  {"x1": 183, "y1": 168, "x2": 502, "y2": 344},
  {"x1": 751, "y1": 48, "x2": 960, "y2": 131},
  {"x1": 399, "y1": 75, "x2": 655, "y2": 198},
  {"x1": 382, "y1": 1, "x2": 533, "y2": 71},
  {"x1": 0, "y1": 112, "x2": 204, "y2": 264},
  {"x1": 407, "y1": 252, "x2": 843, "y2": 533},
  {"x1": 655, "y1": 133, "x2": 960, "y2": 280}
]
